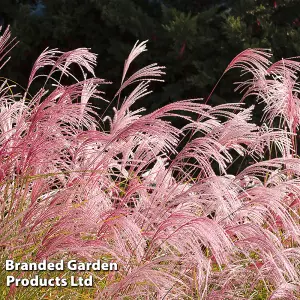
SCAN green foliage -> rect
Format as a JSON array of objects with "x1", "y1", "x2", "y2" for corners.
[{"x1": 1, "y1": 0, "x2": 300, "y2": 116}]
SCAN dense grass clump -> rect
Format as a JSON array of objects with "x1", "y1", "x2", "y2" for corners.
[{"x1": 0, "y1": 26, "x2": 300, "y2": 299}]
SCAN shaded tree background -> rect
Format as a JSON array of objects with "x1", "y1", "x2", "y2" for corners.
[{"x1": 1, "y1": 0, "x2": 300, "y2": 126}]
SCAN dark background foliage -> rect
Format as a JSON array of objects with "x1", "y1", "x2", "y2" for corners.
[{"x1": 1, "y1": 0, "x2": 300, "y2": 126}]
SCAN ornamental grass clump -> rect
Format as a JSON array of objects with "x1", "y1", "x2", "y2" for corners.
[{"x1": 0, "y1": 26, "x2": 300, "y2": 299}]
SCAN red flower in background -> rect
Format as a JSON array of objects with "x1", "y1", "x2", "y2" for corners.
[
  {"x1": 151, "y1": 33, "x2": 157, "y2": 42},
  {"x1": 178, "y1": 40, "x2": 186, "y2": 59},
  {"x1": 293, "y1": 18, "x2": 300, "y2": 27}
]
